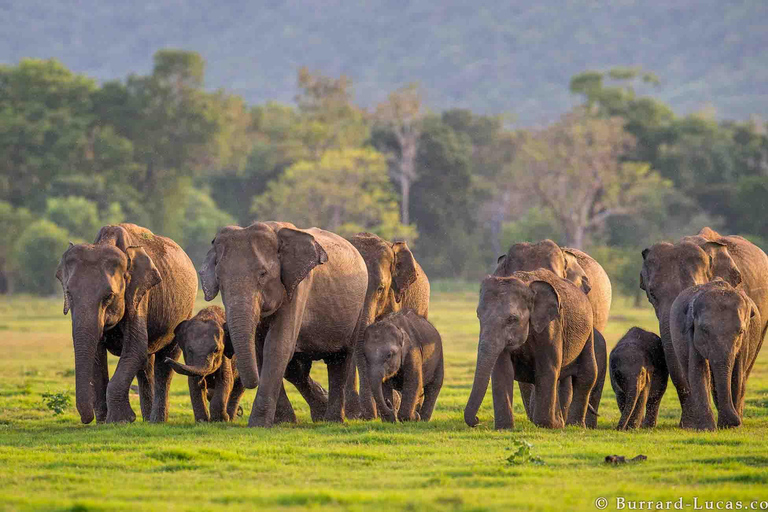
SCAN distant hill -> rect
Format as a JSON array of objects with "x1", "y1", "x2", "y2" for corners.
[{"x1": 3, "y1": 0, "x2": 767, "y2": 124}]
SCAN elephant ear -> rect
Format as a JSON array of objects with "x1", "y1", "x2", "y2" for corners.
[
  {"x1": 701, "y1": 241, "x2": 742, "y2": 287},
  {"x1": 55, "y1": 242, "x2": 75, "y2": 315},
  {"x1": 173, "y1": 320, "x2": 189, "y2": 348},
  {"x1": 125, "y1": 246, "x2": 162, "y2": 314},
  {"x1": 199, "y1": 245, "x2": 219, "y2": 301},
  {"x1": 278, "y1": 228, "x2": 328, "y2": 302},
  {"x1": 562, "y1": 250, "x2": 591, "y2": 295},
  {"x1": 685, "y1": 292, "x2": 708, "y2": 358},
  {"x1": 529, "y1": 280, "x2": 561, "y2": 333},
  {"x1": 222, "y1": 322, "x2": 235, "y2": 359},
  {"x1": 392, "y1": 241, "x2": 418, "y2": 303}
]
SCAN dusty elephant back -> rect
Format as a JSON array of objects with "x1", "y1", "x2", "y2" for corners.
[
  {"x1": 563, "y1": 247, "x2": 612, "y2": 332},
  {"x1": 95, "y1": 223, "x2": 198, "y2": 347}
]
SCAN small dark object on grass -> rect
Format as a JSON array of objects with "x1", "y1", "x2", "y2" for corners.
[
  {"x1": 42, "y1": 392, "x2": 71, "y2": 415},
  {"x1": 605, "y1": 454, "x2": 647, "y2": 464}
]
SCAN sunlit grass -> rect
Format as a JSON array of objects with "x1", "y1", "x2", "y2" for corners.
[{"x1": 0, "y1": 289, "x2": 766, "y2": 511}]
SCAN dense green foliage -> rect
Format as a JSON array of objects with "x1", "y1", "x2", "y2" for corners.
[
  {"x1": 2, "y1": 1, "x2": 766, "y2": 123},
  {"x1": 1, "y1": 292, "x2": 767, "y2": 510},
  {"x1": 1, "y1": 50, "x2": 767, "y2": 294}
]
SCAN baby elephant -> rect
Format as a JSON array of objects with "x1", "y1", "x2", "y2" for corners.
[
  {"x1": 670, "y1": 279, "x2": 762, "y2": 430},
  {"x1": 609, "y1": 327, "x2": 668, "y2": 430},
  {"x1": 363, "y1": 309, "x2": 444, "y2": 422},
  {"x1": 165, "y1": 306, "x2": 244, "y2": 422}
]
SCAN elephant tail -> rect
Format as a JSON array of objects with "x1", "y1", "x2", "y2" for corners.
[{"x1": 587, "y1": 403, "x2": 600, "y2": 417}]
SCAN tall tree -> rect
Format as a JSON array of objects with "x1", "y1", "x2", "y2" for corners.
[
  {"x1": 374, "y1": 83, "x2": 425, "y2": 225},
  {"x1": 294, "y1": 67, "x2": 369, "y2": 156},
  {"x1": 252, "y1": 148, "x2": 416, "y2": 240},
  {"x1": 511, "y1": 108, "x2": 667, "y2": 249}
]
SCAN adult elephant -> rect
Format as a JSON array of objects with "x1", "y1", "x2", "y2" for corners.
[
  {"x1": 199, "y1": 222, "x2": 368, "y2": 427},
  {"x1": 494, "y1": 240, "x2": 610, "y2": 427},
  {"x1": 55, "y1": 223, "x2": 197, "y2": 424},
  {"x1": 347, "y1": 232, "x2": 430, "y2": 420},
  {"x1": 640, "y1": 227, "x2": 768, "y2": 428}
]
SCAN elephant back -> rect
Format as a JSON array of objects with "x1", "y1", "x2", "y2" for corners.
[{"x1": 563, "y1": 247, "x2": 612, "y2": 332}]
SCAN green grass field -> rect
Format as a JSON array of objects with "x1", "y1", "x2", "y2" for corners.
[{"x1": 1, "y1": 286, "x2": 767, "y2": 511}]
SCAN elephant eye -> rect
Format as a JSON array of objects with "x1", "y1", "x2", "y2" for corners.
[
  {"x1": 507, "y1": 315, "x2": 519, "y2": 325},
  {"x1": 103, "y1": 292, "x2": 116, "y2": 304},
  {"x1": 258, "y1": 269, "x2": 268, "y2": 278},
  {"x1": 377, "y1": 285, "x2": 386, "y2": 293}
]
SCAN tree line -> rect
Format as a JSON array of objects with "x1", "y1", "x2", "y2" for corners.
[{"x1": 1, "y1": 51, "x2": 767, "y2": 299}]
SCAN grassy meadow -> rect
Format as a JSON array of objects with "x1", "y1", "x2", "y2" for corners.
[{"x1": 1, "y1": 284, "x2": 767, "y2": 511}]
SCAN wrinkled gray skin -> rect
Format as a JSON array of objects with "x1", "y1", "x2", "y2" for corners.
[
  {"x1": 56, "y1": 223, "x2": 197, "y2": 424},
  {"x1": 609, "y1": 327, "x2": 668, "y2": 430},
  {"x1": 669, "y1": 280, "x2": 763, "y2": 430},
  {"x1": 363, "y1": 309, "x2": 443, "y2": 423},
  {"x1": 495, "y1": 240, "x2": 610, "y2": 427},
  {"x1": 348, "y1": 233, "x2": 430, "y2": 420},
  {"x1": 640, "y1": 227, "x2": 768, "y2": 428},
  {"x1": 165, "y1": 306, "x2": 245, "y2": 422},
  {"x1": 465, "y1": 269, "x2": 597, "y2": 429},
  {"x1": 199, "y1": 222, "x2": 367, "y2": 427}
]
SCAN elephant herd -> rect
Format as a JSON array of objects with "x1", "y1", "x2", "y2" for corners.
[{"x1": 54, "y1": 223, "x2": 765, "y2": 431}]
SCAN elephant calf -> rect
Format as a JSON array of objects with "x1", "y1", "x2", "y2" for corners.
[
  {"x1": 363, "y1": 309, "x2": 444, "y2": 422},
  {"x1": 609, "y1": 327, "x2": 668, "y2": 430},
  {"x1": 165, "y1": 306, "x2": 244, "y2": 422},
  {"x1": 670, "y1": 279, "x2": 762, "y2": 430}
]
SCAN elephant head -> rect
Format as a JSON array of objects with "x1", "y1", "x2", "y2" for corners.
[
  {"x1": 165, "y1": 306, "x2": 232, "y2": 381},
  {"x1": 464, "y1": 274, "x2": 560, "y2": 426},
  {"x1": 640, "y1": 240, "x2": 741, "y2": 322},
  {"x1": 362, "y1": 319, "x2": 407, "y2": 422},
  {"x1": 683, "y1": 281, "x2": 756, "y2": 428},
  {"x1": 495, "y1": 240, "x2": 591, "y2": 294},
  {"x1": 55, "y1": 235, "x2": 161, "y2": 424},
  {"x1": 198, "y1": 223, "x2": 327, "y2": 389},
  {"x1": 349, "y1": 233, "x2": 418, "y2": 327}
]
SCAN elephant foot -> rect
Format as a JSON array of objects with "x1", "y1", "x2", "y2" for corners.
[
  {"x1": 106, "y1": 402, "x2": 137, "y2": 424},
  {"x1": 494, "y1": 418, "x2": 514, "y2": 430},
  {"x1": 534, "y1": 415, "x2": 564, "y2": 429},
  {"x1": 717, "y1": 417, "x2": 741, "y2": 429},
  {"x1": 343, "y1": 395, "x2": 361, "y2": 420},
  {"x1": 309, "y1": 401, "x2": 328, "y2": 422},
  {"x1": 95, "y1": 407, "x2": 108, "y2": 424},
  {"x1": 273, "y1": 408, "x2": 297, "y2": 425}
]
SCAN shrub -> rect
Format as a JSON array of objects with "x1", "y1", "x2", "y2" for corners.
[{"x1": 45, "y1": 196, "x2": 102, "y2": 240}]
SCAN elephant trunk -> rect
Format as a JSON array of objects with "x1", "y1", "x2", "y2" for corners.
[
  {"x1": 166, "y1": 358, "x2": 216, "y2": 378},
  {"x1": 464, "y1": 338, "x2": 505, "y2": 427},
  {"x1": 711, "y1": 356, "x2": 741, "y2": 428},
  {"x1": 72, "y1": 305, "x2": 104, "y2": 424},
  {"x1": 370, "y1": 370, "x2": 395, "y2": 422},
  {"x1": 225, "y1": 298, "x2": 260, "y2": 389}
]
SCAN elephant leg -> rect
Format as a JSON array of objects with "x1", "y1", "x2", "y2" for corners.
[
  {"x1": 518, "y1": 382, "x2": 535, "y2": 421},
  {"x1": 398, "y1": 355, "x2": 424, "y2": 422},
  {"x1": 686, "y1": 350, "x2": 716, "y2": 431},
  {"x1": 491, "y1": 353, "x2": 515, "y2": 430},
  {"x1": 209, "y1": 365, "x2": 233, "y2": 422},
  {"x1": 532, "y1": 355, "x2": 562, "y2": 429},
  {"x1": 136, "y1": 354, "x2": 155, "y2": 422},
  {"x1": 284, "y1": 356, "x2": 328, "y2": 422},
  {"x1": 188, "y1": 376, "x2": 210, "y2": 422},
  {"x1": 356, "y1": 343, "x2": 377, "y2": 420},
  {"x1": 419, "y1": 359, "x2": 443, "y2": 422},
  {"x1": 93, "y1": 342, "x2": 109, "y2": 423},
  {"x1": 642, "y1": 369, "x2": 668, "y2": 428},
  {"x1": 150, "y1": 343, "x2": 179, "y2": 423},
  {"x1": 226, "y1": 376, "x2": 245, "y2": 421},
  {"x1": 558, "y1": 378, "x2": 573, "y2": 422},
  {"x1": 587, "y1": 331, "x2": 607, "y2": 429},
  {"x1": 324, "y1": 350, "x2": 353, "y2": 422},
  {"x1": 106, "y1": 318, "x2": 149, "y2": 423},
  {"x1": 272, "y1": 385, "x2": 298, "y2": 424},
  {"x1": 343, "y1": 355, "x2": 361, "y2": 420},
  {"x1": 566, "y1": 335, "x2": 597, "y2": 428}
]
